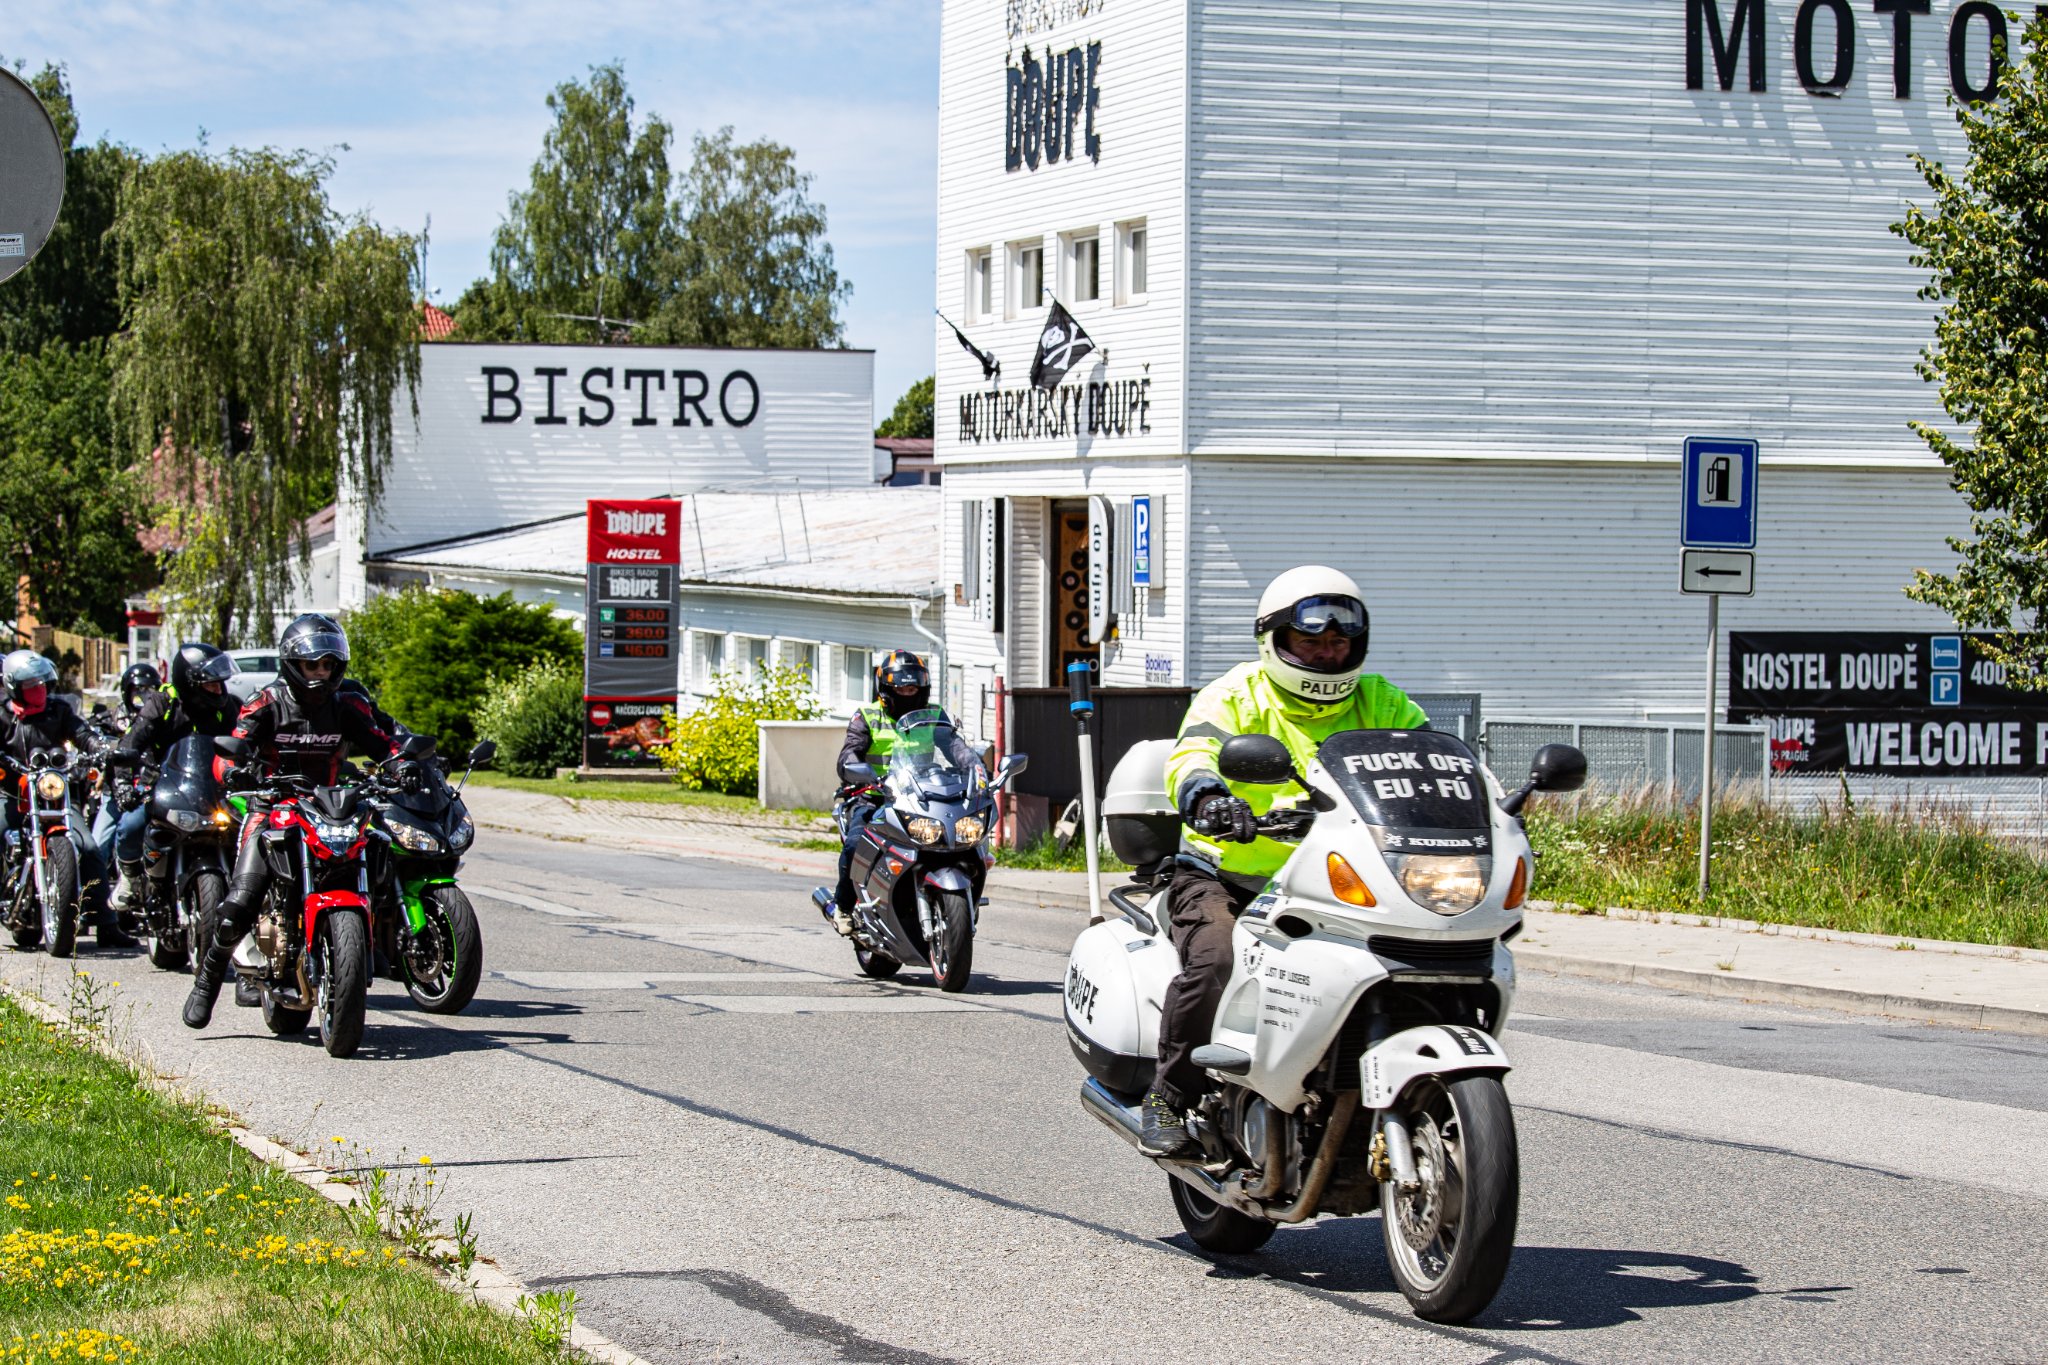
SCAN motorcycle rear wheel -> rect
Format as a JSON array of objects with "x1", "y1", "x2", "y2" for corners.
[
  {"x1": 262, "y1": 993, "x2": 311, "y2": 1036},
  {"x1": 405, "y1": 885, "x2": 483, "y2": 1014},
  {"x1": 316, "y1": 912, "x2": 370, "y2": 1059},
  {"x1": 854, "y1": 944, "x2": 901, "y2": 979},
  {"x1": 40, "y1": 841, "x2": 79, "y2": 959},
  {"x1": 1168, "y1": 1175, "x2": 1276, "y2": 1255},
  {"x1": 1379, "y1": 1073, "x2": 1519, "y2": 1324},
  {"x1": 927, "y1": 888, "x2": 975, "y2": 993}
]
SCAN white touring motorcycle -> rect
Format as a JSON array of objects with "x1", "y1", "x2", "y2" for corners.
[{"x1": 1066, "y1": 727, "x2": 1585, "y2": 1322}]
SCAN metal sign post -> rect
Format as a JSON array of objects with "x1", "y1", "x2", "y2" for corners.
[
  {"x1": 1067, "y1": 659, "x2": 1104, "y2": 924},
  {"x1": 1680, "y1": 436, "x2": 1760, "y2": 902}
]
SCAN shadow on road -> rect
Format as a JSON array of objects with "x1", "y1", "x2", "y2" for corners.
[
  {"x1": 345, "y1": 1024, "x2": 586, "y2": 1062},
  {"x1": 445, "y1": 997, "x2": 587, "y2": 1020},
  {"x1": 1179, "y1": 1218, "x2": 1772, "y2": 1332}
]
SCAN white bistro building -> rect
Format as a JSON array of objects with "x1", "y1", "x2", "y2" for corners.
[{"x1": 935, "y1": 0, "x2": 1997, "y2": 728}]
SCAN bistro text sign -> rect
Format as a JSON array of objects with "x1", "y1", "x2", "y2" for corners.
[{"x1": 478, "y1": 364, "x2": 760, "y2": 429}]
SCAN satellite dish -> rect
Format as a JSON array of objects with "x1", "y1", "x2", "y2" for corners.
[{"x1": 0, "y1": 68, "x2": 66, "y2": 286}]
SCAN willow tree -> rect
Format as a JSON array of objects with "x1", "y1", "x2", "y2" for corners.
[
  {"x1": 1895, "y1": 15, "x2": 2048, "y2": 680},
  {"x1": 112, "y1": 148, "x2": 420, "y2": 645}
]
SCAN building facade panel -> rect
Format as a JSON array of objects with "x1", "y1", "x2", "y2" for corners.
[
  {"x1": 1188, "y1": 457, "x2": 1970, "y2": 716},
  {"x1": 1185, "y1": 0, "x2": 1982, "y2": 465}
]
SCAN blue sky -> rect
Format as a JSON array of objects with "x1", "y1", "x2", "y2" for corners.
[{"x1": 15, "y1": 1, "x2": 939, "y2": 418}]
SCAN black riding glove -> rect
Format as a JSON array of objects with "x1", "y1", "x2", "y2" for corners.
[{"x1": 1192, "y1": 795, "x2": 1259, "y2": 844}]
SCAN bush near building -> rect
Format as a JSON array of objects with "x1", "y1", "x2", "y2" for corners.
[
  {"x1": 654, "y1": 665, "x2": 822, "y2": 795},
  {"x1": 474, "y1": 657, "x2": 585, "y2": 778},
  {"x1": 345, "y1": 588, "x2": 580, "y2": 753}
]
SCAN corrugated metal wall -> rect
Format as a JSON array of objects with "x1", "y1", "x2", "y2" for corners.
[
  {"x1": 1188, "y1": 456, "x2": 1970, "y2": 716},
  {"x1": 1185, "y1": 0, "x2": 1981, "y2": 465}
]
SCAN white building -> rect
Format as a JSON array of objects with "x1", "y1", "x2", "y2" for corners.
[{"x1": 935, "y1": 0, "x2": 1997, "y2": 725}]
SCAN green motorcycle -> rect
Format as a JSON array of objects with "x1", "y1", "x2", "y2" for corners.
[{"x1": 364, "y1": 736, "x2": 492, "y2": 1014}]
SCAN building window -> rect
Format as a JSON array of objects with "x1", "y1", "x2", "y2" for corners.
[
  {"x1": 1008, "y1": 239, "x2": 1044, "y2": 317},
  {"x1": 780, "y1": 639, "x2": 820, "y2": 694},
  {"x1": 1117, "y1": 220, "x2": 1147, "y2": 304},
  {"x1": 967, "y1": 248, "x2": 992, "y2": 324},
  {"x1": 1065, "y1": 230, "x2": 1101, "y2": 303},
  {"x1": 692, "y1": 631, "x2": 726, "y2": 692},
  {"x1": 840, "y1": 646, "x2": 873, "y2": 704},
  {"x1": 737, "y1": 635, "x2": 770, "y2": 681}
]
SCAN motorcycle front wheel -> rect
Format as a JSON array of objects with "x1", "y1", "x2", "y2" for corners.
[
  {"x1": 39, "y1": 840, "x2": 79, "y2": 959},
  {"x1": 1379, "y1": 1073, "x2": 1519, "y2": 1324},
  {"x1": 926, "y1": 888, "x2": 974, "y2": 993},
  {"x1": 404, "y1": 885, "x2": 483, "y2": 1014},
  {"x1": 315, "y1": 912, "x2": 369, "y2": 1059}
]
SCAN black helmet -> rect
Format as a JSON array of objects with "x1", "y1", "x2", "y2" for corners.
[
  {"x1": 170, "y1": 643, "x2": 238, "y2": 731},
  {"x1": 277, "y1": 613, "x2": 350, "y2": 706},
  {"x1": 874, "y1": 649, "x2": 931, "y2": 718},
  {"x1": 119, "y1": 663, "x2": 162, "y2": 713}
]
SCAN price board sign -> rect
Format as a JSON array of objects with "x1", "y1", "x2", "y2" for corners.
[{"x1": 585, "y1": 500, "x2": 682, "y2": 767}]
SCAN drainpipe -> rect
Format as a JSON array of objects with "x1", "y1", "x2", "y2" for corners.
[{"x1": 908, "y1": 598, "x2": 946, "y2": 708}]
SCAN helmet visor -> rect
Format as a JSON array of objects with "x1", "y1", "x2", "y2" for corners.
[
  {"x1": 283, "y1": 629, "x2": 350, "y2": 664},
  {"x1": 187, "y1": 652, "x2": 236, "y2": 684},
  {"x1": 1286, "y1": 595, "x2": 1368, "y2": 638}
]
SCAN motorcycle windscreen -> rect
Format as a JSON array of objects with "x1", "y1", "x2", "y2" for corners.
[{"x1": 1316, "y1": 729, "x2": 1492, "y2": 855}]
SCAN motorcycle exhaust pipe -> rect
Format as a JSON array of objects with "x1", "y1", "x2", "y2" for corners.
[
  {"x1": 810, "y1": 887, "x2": 836, "y2": 921},
  {"x1": 1080, "y1": 1080, "x2": 1269, "y2": 1218}
]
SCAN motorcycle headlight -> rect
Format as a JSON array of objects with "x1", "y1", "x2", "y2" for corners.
[
  {"x1": 953, "y1": 816, "x2": 985, "y2": 844},
  {"x1": 35, "y1": 773, "x2": 65, "y2": 802},
  {"x1": 313, "y1": 820, "x2": 359, "y2": 848},
  {"x1": 388, "y1": 821, "x2": 443, "y2": 854},
  {"x1": 1389, "y1": 854, "x2": 1490, "y2": 916},
  {"x1": 166, "y1": 809, "x2": 203, "y2": 832},
  {"x1": 905, "y1": 816, "x2": 944, "y2": 845},
  {"x1": 448, "y1": 813, "x2": 474, "y2": 852}
]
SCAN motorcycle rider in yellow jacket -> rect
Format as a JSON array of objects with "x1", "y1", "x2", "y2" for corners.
[{"x1": 1143, "y1": 566, "x2": 1429, "y2": 1156}]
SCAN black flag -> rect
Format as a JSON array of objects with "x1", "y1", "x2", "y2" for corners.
[
  {"x1": 939, "y1": 312, "x2": 1000, "y2": 382},
  {"x1": 1030, "y1": 300, "x2": 1096, "y2": 391}
]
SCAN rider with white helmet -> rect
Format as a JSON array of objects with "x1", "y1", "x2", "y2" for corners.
[{"x1": 1141, "y1": 566, "x2": 1429, "y2": 1156}]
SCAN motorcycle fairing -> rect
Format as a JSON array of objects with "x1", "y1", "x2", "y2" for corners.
[
  {"x1": 1359, "y1": 1024, "x2": 1512, "y2": 1108},
  {"x1": 303, "y1": 889, "x2": 367, "y2": 944}
]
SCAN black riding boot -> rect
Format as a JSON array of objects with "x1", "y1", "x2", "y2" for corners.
[{"x1": 183, "y1": 839, "x2": 266, "y2": 1029}]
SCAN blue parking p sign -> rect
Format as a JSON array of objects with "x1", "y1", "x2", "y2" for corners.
[
  {"x1": 1681, "y1": 437, "x2": 1759, "y2": 550},
  {"x1": 1132, "y1": 496, "x2": 1152, "y2": 587}
]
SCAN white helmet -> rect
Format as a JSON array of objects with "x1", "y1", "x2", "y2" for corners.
[{"x1": 1254, "y1": 566, "x2": 1372, "y2": 705}]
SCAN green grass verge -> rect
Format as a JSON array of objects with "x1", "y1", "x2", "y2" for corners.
[
  {"x1": 464, "y1": 769, "x2": 823, "y2": 823},
  {"x1": 992, "y1": 834, "x2": 1094, "y2": 873},
  {"x1": 1526, "y1": 789, "x2": 2048, "y2": 949},
  {"x1": 0, "y1": 988, "x2": 565, "y2": 1364}
]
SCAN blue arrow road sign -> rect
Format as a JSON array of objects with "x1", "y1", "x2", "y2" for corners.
[{"x1": 1681, "y1": 436, "x2": 1759, "y2": 549}]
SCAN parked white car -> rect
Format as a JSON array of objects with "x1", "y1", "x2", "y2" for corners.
[{"x1": 224, "y1": 650, "x2": 280, "y2": 702}]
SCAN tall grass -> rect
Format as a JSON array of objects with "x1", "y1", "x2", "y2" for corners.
[{"x1": 1525, "y1": 786, "x2": 2048, "y2": 949}]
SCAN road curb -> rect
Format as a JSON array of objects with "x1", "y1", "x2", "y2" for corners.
[
  {"x1": 1512, "y1": 949, "x2": 2048, "y2": 1036},
  {"x1": 0, "y1": 980, "x2": 657, "y2": 1365}
]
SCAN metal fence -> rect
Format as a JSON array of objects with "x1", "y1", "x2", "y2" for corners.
[
  {"x1": 1482, "y1": 717, "x2": 1769, "y2": 804},
  {"x1": 1414, "y1": 693, "x2": 1482, "y2": 744}
]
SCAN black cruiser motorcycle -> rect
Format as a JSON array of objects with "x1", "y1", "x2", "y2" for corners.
[
  {"x1": 135, "y1": 732, "x2": 236, "y2": 972},
  {"x1": 810, "y1": 708, "x2": 1025, "y2": 992},
  {"x1": 1, "y1": 748, "x2": 89, "y2": 957}
]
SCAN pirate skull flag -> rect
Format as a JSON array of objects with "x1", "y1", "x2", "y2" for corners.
[{"x1": 1029, "y1": 301, "x2": 1097, "y2": 391}]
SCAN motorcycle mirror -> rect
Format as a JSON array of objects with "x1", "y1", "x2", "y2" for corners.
[
  {"x1": 1528, "y1": 744, "x2": 1588, "y2": 793},
  {"x1": 1218, "y1": 734, "x2": 1295, "y2": 786},
  {"x1": 467, "y1": 739, "x2": 496, "y2": 767},
  {"x1": 843, "y1": 761, "x2": 879, "y2": 786},
  {"x1": 400, "y1": 733, "x2": 438, "y2": 759},
  {"x1": 91, "y1": 703, "x2": 109, "y2": 717}
]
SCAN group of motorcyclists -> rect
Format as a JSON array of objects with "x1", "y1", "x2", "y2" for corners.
[
  {"x1": 10, "y1": 566, "x2": 1423, "y2": 1149},
  {"x1": 0, "y1": 613, "x2": 404, "y2": 1031}
]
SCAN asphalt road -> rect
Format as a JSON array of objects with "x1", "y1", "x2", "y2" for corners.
[{"x1": 10, "y1": 831, "x2": 2048, "y2": 1364}]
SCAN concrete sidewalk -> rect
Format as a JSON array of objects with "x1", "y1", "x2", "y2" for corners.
[{"x1": 463, "y1": 784, "x2": 2048, "y2": 1036}]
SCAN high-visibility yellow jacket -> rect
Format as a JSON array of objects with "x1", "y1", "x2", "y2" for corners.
[{"x1": 1165, "y1": 662, "x2": 1428, "y2": 886}]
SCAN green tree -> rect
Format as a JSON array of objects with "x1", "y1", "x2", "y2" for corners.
[
  {"x1": 644, "y1": 126, "x2": 849, "y2": 349},
  {"x1": 0, "y1": 62, "x2": 133, "y2": 353},
  {"x1": 112, "y1": 147, "x2": 421, "y2": 646},
  {"x1": 876, "y1": 375, "x2": 934, "y2": 439},
  {"x1": 1895, "y1": 16, "x2": 2048, "y2": 679},
  {"x1": 456, "y1": 63, "x2": 674, "y2": 342},
  {"x1": 345, "y1": 587, "x2": 581, "y2": 751},
  {"x1": 0, "y1": 342, "x2": 154, "y2": 635}
]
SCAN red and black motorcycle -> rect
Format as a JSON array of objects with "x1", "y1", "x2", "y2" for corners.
[{"x1": 218, "y1": 746, "x2": 378, "y2": 1059}]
